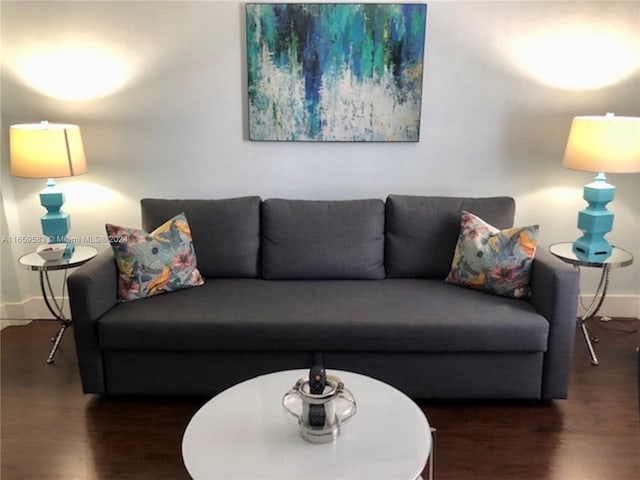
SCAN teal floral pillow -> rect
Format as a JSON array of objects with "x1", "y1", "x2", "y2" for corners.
[
  {"x1": 106, "y1": 213, "x2": 204, "y2": 302},
  {"x1": 445, "y1": 211, "x2": 539, "y2": 298}
]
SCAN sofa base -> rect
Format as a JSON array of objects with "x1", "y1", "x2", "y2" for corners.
[{"x1": 102, "y1": 350, "x2": 546, "y2": 399}]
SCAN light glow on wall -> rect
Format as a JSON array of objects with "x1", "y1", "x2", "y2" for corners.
[
  {"x1": 63, "y1": 182, "x2": 129, "y2": 211},
  {"x1": 509, "y1": 25, "x2": 638, "y2": 90},
  {"x1": 11, "y1": 44, "x2": 132, "y2": 101}
]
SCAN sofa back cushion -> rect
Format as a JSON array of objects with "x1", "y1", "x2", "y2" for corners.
[
  {"x1": 141, "y1": 197, "x2": 261, "y2": 278},
  {"x1": 385, "y1": 195, "x2": 515, "y2": 278},
  {"x1": 261, "y1": 198, "x2": 385, "y2": 279}
]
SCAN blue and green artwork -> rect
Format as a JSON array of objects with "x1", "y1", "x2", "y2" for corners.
[{"x1": 246, "y1": 3, "x2": 427, "y2": 142}]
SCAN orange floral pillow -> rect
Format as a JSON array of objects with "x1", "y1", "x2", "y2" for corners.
[
  {"x1": 106, "y1": 213, "x2": 204, "y2": 302},
  {"x1": 445, "y1": 211, "x2": 539, "y2": 298}
]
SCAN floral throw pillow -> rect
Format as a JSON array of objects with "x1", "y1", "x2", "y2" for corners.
[
  {"x1": 106, "y1": 213, "x2": 204, "y2": 302},
  {"x1": 445, "y1": 211, "x2": 539, "y2": 298}
]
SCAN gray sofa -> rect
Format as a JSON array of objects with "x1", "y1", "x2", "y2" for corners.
[{"x1": 68, "y1": 195, "x2": 579, "y2": 399}]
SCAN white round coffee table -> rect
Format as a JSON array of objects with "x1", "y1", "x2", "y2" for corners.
[{"x1": 182, "y1": 369, "x2": 432, "y2": 480}]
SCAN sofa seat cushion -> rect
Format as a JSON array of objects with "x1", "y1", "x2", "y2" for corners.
[{"x1": 98, "y1": 279, "x2": 548, "y2": 353}]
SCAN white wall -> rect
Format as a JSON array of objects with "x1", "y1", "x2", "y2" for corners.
[{"x1": 1, "y1": 1, "x2": 639, "y2": 318}]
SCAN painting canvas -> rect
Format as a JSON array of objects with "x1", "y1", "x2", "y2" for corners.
[{"x1": 246, "y1": 3, "x2": 427, "y2": 142}]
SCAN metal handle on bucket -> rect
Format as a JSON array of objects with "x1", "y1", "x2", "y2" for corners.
[
  {"x1": 282, "y1": 380, "x2": 304, "y2": 422},
  {"x1": 335, "y1": 385, "x2": 357, "y2": 424}
]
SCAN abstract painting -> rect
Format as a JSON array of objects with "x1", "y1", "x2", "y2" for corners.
[{"x1": 246, "y1": 3, "x2": 427, "y2": 142}]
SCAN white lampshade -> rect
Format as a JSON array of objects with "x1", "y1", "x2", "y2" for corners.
[
  {"x1": 562, "y1": 114, "x2": 640, "y2": 173},
  {"x1": 10, "y1": 121, "x2": 87, "y2": 178}
]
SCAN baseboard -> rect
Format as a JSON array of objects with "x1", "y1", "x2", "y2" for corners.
[
  {"x1": 1, "y1": 302, "x2": 29, "y2": 330},
  {"x1": 577, "y1": 294, "x2": 639, "y2": 320},
  {"x1": 0, "y1": 318, "x2": 32, "y2": 330},
  {"x1": 1, "y1": 296, "x2": 70, "y2": 330}
]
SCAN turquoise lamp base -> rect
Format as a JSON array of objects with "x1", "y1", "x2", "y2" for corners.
[
  {"x1": 572, "y1": 236, "x2": 612, "y2": 261},
  {"x1": 39, "y1": 178, "x2": 75, "y2": 259},
  {"x1": 572, "y1": 173, "x2": 614, "y2": 262},
  {"x1": 60, "y1": 243, "x2": 76, "y2": 258}
]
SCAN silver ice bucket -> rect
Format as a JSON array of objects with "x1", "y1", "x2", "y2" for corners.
[{"x1": 282, "y1": 374, "x2": 357, "y2": 443}]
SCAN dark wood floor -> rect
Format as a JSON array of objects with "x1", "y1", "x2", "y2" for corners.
[{"x1": 2, "y1": 319, "x2": 639, "y2": 480}]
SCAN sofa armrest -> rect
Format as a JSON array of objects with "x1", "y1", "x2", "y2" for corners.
[
  {"x1": 67, "y1": 249, "x2": 119, "y2": 394},
  {"x1": 528, "y1": 248, "x2": 580, "y2": 399}
]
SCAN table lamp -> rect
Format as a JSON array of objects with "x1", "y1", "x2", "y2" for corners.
[
  {"x1": 562, "y1": 113, "x2": 640, "y2": 261},
  {"x1": 10, "y1": 121, "x2": 87, "y2": 258}
]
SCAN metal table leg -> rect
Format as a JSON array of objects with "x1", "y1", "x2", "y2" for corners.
[
  {"x1": 417, "y1": 426, "x2": 436, "y2": 480},
  {"x1": 47, "y1": 322, "x2": 70, "y2": 364},
  {"x1": 577, "y1": 264, "x2": 611, "y2": 366},
  {"x1": 429, "y1": 427, "x2": 436, "y2": 480},
  {"x1": 40, "y1": 270, "x2": 71, "y2": 364}
]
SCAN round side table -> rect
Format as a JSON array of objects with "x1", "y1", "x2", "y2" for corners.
[
  {"x1": 18, "y1": 245, "x2": 98, "y2": 363},
  {"x1": 549, "y1": 242, "x2": 634, "y2": 366}
]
